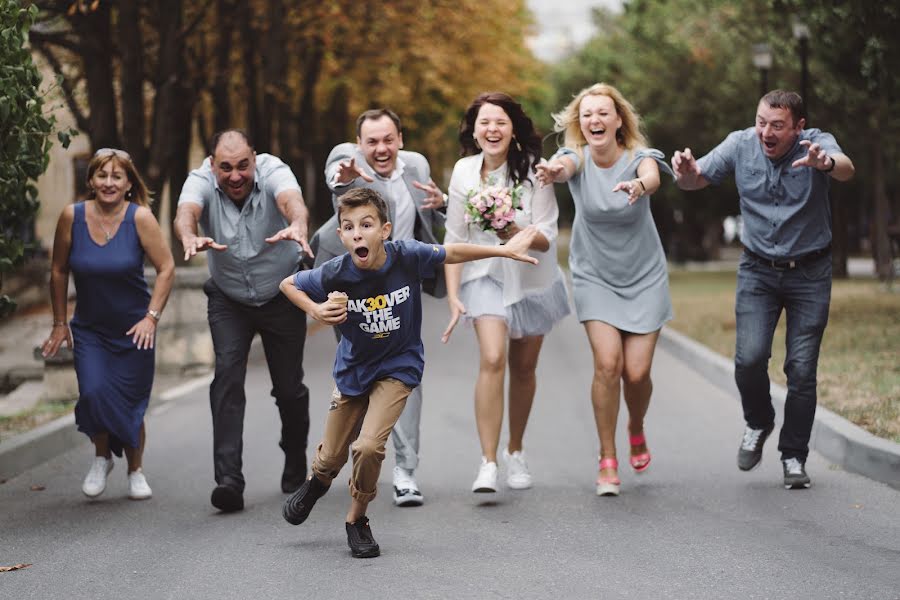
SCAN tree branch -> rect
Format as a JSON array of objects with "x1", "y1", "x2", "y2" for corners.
[
  {"x1": 179, "y1": 0, "x2": 215, "y2": 41},
  {"x1": 30, "y1": 42, "x2": 91, "y2": 135},
  {"x1": 28, "y1": 28, "x2": 83, "y2": 54}
]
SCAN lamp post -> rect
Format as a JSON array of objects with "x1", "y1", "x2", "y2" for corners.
[
  {"x1": 792, "y1": 18, "x2": 810, "y2": 118},
  {"x1": 751, "y1": 43, "x2": 773, "y2": 99}
]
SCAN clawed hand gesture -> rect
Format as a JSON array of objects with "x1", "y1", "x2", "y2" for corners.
[
  {"x1": 265, "y1": 223, "x2": 314, "y2": 257},
  {"x1": 535, "y1": 160, "x2": 565, "y2": 188},
  {"x1": 412, "y1": 179, "x2": 446, "y2": 210},
  {"x1": 671, "y1": 148, "x2": 703, "y2": 187},
  {"x1": 792, "y1": 140, "x2": 832, "y2": 170},
  {"x1": 336, "y1": 158, "x2": 374, "y2": 184},
  {"x1": 182, "y1": 235, "x2": 228, "y2": 261},
  {"x1": 612, "y1": 179, "x2": 644, "y2": 204}
]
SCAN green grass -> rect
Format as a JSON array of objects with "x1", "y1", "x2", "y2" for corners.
[
  {"x1": 0, "y1": 400, "x2": 75, "y2": 442},
  {"x1": 668, "y1": 269, "x2": 900, "y2": 443}
]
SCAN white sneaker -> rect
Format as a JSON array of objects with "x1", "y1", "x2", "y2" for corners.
[
  {"x1": 128, "y1": 469, "x2": 153, "y2": 500},
  {"x1": 471, "y1": 457, "x2": 498, "y2": 493},
  {"x1": 82, "y1": 456, "x2": 114, "y2": 498},
  {"x1": 392, "y1": 466, "x2": 424, "y2": 507},
  {"x1": 502, "y1": 448, "x2": 533, "y2": 489}
]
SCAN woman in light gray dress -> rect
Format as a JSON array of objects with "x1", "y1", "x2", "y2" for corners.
[{"x1": 537, "y1": 83, "x2": 673, "y2": 497}]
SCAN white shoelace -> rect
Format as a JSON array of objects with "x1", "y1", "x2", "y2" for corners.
[
  {"x1": 741, "y1": 427, "x2": 765, "y2": 450},
  {"x1": 783, "y1": 457, "x2": 804, "y2": 475}
]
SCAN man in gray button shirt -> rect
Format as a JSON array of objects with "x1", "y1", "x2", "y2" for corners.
[
  {"x1": 175, "y1": 129, "x2": 314, "y2": 512},
  {"x1": 310, "y1": 108, "x2": 446, "y2": 508},
  {"x1": 672, "y1": 90, "x2": 854, "y2": 490}
]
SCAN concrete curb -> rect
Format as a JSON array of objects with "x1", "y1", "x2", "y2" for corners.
[
  {"x1": 659, "y1": 327, "x2": 900, "y2": 490},
  {"x1": 0, "y1": 372, "x2": 213, "y2": 483}
]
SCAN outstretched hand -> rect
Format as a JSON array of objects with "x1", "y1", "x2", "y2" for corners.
[
  {"x1": 441, "y1": 296, "x2": 466, "y2": 344},
  {"x1": 183, "y1": 236, "x2": 228, "y2": 261},
  {"x1": 612, "y1": 179, "x2": 645, "y2": 204},
  {"x1": 535, "y1": 160, "x2": 565, "y2": 188},
  {"x1": 265, "y1": 223, "x2": 314, "y2": 257},
  {"x1": 792, "y1": 140, "x2": 832, "y2": 170},
  {"x1": 503, "y1": 225, "x2": 539, "y2": 265},
  {"x1": 336, "y1": 158, "x2": 374, "y2": 184},
  {"x1": 671, "y1": 148, "x2": 702, "y2": 185},
  {"x1": 413, "y1": 179, "x2": 446, "y2": 210}
]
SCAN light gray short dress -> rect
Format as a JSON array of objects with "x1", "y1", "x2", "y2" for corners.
[{"x1": 555, "y1": 146, "x2": 673, "y2": 334}]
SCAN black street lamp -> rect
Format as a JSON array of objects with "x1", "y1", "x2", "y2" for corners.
[
  {"x1": 792, "y1": 18, "x2": 810, "y2": 119},
  {"x1": 752, "y1": 43, "x2": 773, "y2": 99}
]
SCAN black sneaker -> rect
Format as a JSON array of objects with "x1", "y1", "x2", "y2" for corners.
[
  {"x1": 782, "y1": 458, "x2": 811, "y2": 489},
  {"x1": 737, "y1": 423, "x2": 775, "y2": 471},
  {"x1": 281, "y1": 453, "x2": 307, "y2": 494},
  {"x1": 210, "y1": 484, "x2": 244, "y2": 513},
  {"x1": 345, "y1": 516, "x2": 380, "y2": 558},
  {"x1": 282, "y1": 475, "x2": 329, "y2": 525}
]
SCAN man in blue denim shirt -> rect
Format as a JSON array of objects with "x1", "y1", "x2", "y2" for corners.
[{"x1": 672, "y1": 90, "x2": 855, "y2": 489}]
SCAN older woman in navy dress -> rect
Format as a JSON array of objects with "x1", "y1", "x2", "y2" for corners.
[{"x1": 42, "y1": 148, "x2": 174, "y2": 500}]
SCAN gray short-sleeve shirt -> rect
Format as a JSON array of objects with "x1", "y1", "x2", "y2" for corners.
[
  {"x1": 178, "y1": 153, "x2": 303, "y2": 306},
  {"x1": 697, "y1": 128, "x2": 842, "y2": 260}
]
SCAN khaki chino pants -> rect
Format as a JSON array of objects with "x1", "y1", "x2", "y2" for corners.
[{"x1": 311, "y1": 378, "x2": 412, "y2": 502}]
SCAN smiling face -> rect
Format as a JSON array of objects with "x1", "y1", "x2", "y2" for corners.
[
  {"x1": 755, "y1": 101, "x2": 804, "y2": 160},
  {"x1": 338, "y1": 203, "x2": 392, "y2": 270},
  {"x1": 90, "y1": 157, "x2": 132, "y2": 206},
  {"x1": 211, "y1": 134, "x2": 256, "y2": 203},
  {"x1": 578, "y1": 94, "x2": 622, "y2": 151},
  {"x1": 473, "y1": 102, "x2": 513, "y2": 163},
  {"x1": 358, "y1": 115, "x2": 403, "y2": 178}
]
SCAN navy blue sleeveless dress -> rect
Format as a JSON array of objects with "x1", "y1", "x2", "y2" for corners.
[{"x1": 70, "y1": 202, "x2": 154, "y2": 456}]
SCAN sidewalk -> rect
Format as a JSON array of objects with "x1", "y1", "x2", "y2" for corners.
[{"x1": 0, "y1": 303, "x2": 195, "y2": 481}]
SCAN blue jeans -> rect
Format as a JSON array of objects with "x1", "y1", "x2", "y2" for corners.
[{"x1": 734, "y1": 251, "x2": 831, "y2": 461}]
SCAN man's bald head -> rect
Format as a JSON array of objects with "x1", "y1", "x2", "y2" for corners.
[{"x1": 209, "y1": 129, "x2": 256, "y2": 204}]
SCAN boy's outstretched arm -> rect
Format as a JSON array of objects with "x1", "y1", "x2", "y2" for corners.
[
  {"x1": 279, "y1": 275, "x2": 348, "y2": 324},
  {"x1": 443, "y1": 225, "x2": 540, "y2": 265}
]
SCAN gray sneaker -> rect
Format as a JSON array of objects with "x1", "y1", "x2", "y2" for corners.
[
  {"x1": 782, "y1": 458, "x2": 811, "y2": 489},
  {"x1": 737, "y1": 423, "x2": 774, "y2": 471}
]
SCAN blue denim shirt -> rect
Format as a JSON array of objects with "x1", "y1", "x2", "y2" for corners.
[
  {"x1": 697, "y1": 128, "x2": 842, "y2": 260},
  {"x1": 178, "y1": 154, "x2": 303, "y2": 306}
]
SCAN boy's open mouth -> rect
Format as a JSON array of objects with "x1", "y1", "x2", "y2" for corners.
[{"x1": 355, "y1": 247, "x2": 369, "y2": 259}]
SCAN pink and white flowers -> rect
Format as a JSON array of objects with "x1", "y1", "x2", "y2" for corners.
[{"x1": 464, "y1": 179, "x2": 523, "y2": 234}]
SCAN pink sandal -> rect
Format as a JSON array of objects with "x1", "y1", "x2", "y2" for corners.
[
  {"x1": 629, "y1": 433, "x2": 652, "y2": 473},
  {"x1": 596, "y1": 457, "x2": 620, "y2": 496}
]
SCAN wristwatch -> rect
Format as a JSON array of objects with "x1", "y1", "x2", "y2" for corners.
[
  {"x1": 823, "y1": 156, "x2": 836, "y2": 173},
  {"x1": 147, "y1": 309, "x2": 161, "y2": 322}
]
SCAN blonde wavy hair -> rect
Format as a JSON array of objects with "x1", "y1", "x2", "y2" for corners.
[
  {"x1": 86, "y1": 149, "x2": 152, "y2": 207},
  {"x1": 551, "y1": 83, "x2": 647, "y2": 166}
]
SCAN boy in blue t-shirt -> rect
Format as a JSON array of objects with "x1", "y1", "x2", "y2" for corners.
[{"x1": 279, "y1": 187, "x2": 538, "y2": 558}]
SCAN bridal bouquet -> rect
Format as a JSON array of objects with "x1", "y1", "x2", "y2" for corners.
[{"x1": 464, "y1": 180, "x2": 523, "y2": 233}]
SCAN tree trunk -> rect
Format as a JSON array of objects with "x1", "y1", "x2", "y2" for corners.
[
  {"x1": 262, "y1": 0, "x2": 286, "y2": 156},
  {"x1": 146, "y1": 0, "x2": 184, "y2": 196},
  {"x1": 871, "y1": 134, "x2": 892, "y2": 282},
  {"x1": 117, "y1": 1, "x2": 147, "y2": 173},
  {"x1": 831, "y1": 187, "x2": 849, "y2": 279},
  {"x1": 210, "y1": 0, "x2": 234, "y2": 139},
  {"x1": 238, "y1": 3, "x2": 261, "y2": 147},
  {"x1": 76, "y1": 4, "x2": 119, "y2": 149}
]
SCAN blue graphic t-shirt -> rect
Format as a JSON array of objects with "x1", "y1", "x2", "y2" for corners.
[{"x1": 292, "y1": 239, "x2": 446, "y2": 396}]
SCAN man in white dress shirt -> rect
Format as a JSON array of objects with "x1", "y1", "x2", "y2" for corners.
[{"x1": 311, "y1": 109, "x2": 446, "y2": 507}]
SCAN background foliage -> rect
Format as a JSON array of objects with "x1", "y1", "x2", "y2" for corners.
[
  {"x1": 1, "y1": 1, "x2": 60, "y2": 318},
  {"x1": 18, "y1": 0, "x2": 900, "y2": 279}
]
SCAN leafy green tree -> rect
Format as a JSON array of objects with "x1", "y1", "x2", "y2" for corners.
[{"x1": 0, "y1": 2, "x2": 58, "y2": 318}]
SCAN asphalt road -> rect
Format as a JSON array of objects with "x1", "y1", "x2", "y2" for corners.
[{"x1": 2, "y1": 296, "x2": 898, "y2": 599}]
